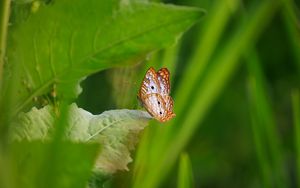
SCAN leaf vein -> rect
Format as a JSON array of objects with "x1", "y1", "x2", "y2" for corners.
[
  {"x1": 86, "y1": 119, "x2": 124, "y2": 141},
  {"x1": 49, "y1": 23, "x2": 57, "y2": 77},
  {"x1": 33, "y1": 32, "x2": 43, "y2": 85},
  {"x1": 79, "y1": 14, "x2": 196, "y2": 66},
  {"x1": 69, "y1": 30, "x2": 76, "y2": 68}
]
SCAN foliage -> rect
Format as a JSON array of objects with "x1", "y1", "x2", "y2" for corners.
[{"x1": 0, "y1": 0, "x2": 204, "y2": 187}]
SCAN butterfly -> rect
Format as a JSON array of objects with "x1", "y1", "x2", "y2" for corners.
[{"x1": 138, "y1": 67, "x2": 176, "y2": 122}]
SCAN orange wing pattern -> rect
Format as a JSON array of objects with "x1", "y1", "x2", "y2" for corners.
[
  {"x1": 138, "y1": 67, "x2": 160, "y2": 98},
  {"x1": 157, "y1": 68, "x2": 170, "y2": 95}
]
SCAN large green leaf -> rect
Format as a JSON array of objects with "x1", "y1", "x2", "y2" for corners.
[
  {"x1": 10, "y1": 104, "x2": 151, "y2": 174},
  {"x1": 4, "y1": 0, "x2": 204, "y2": 114}
]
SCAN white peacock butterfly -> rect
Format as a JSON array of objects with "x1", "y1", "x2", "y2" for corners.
[{"x1": 138, "y1": 67, "x2": 176, "y2": 122}]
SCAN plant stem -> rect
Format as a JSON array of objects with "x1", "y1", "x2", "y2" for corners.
[
  {"x1": 0, "y1": 3, "x2": 11, "y2": 188},
  {"x1": 0, "y1": 0, "x2": 11, "y2": 144},
  {"x1": 0, "y1": 0, "x2": 10, "y2": 87},
  {"x1": 292, "y1": 90, "x2": 300, "y2": 187}
]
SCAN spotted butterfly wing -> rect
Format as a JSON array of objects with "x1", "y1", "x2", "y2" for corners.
[
  {"x1": 164, "y1": 95, "x2": 175, "y2": 115},
  {"x1": 142, "y1": 93, "x2": 168, "y2": 120},
  {"x1": 157, "y1": 68, "x2": 170, "y2": 95},
  {"x1": 138, "y1": 67, "x2": 160, "y2": 97},
  {"x1": 138, "y1": 67, "x2": 175, "y2": 122}
]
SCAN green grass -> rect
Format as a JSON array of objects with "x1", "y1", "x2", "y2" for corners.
[{"x1": 133, "y1": 1, "x2": 281, "y2": 188}]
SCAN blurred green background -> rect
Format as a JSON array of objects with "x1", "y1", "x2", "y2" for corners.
[{"x1": 78, "y1": 0, "x2": 300, "y2": 187}]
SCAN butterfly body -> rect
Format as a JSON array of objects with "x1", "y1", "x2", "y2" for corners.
[{"x1": 138, "y1": 67, "x2": 175, "y2": 122}]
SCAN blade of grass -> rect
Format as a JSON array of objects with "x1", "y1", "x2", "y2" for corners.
[
  {"x1": 281, "y1": 0, "x2": 300, "y2": 72},
  {"x1": 292, "y1": 89, "x2": 300, "y2": 187},
  {"x1": 0, "y1": 0, "x2": 10, "y2": 86},
  {"x1": 0, "y1": 0, "x2": 11, "y2": 140},
  {"x1": 134, "y1": 1, "x2": 280, "y2": 188},
  {"x1": 177, "y1": 152, "x2": 194, "y2": 188},
  {"x1": 247, "y1": 52, "x2": 276, "y2": 188},
  {"x1": 249, "y1": 96, "x2": 273, "y2": 188},
  {"x1": 246, "y1": 50, "x2": 287, "y2": 188},
  {"x1": 0, "y1": 2, "x2": 23, "y2": 188}
]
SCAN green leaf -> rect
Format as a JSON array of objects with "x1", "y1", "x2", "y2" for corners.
[
  {"x1": 10, "y1": 104, "x2": 152, "y2": 174},
  {"x1": 5, "y1": 0, "x2": 205, "y2": 114}
]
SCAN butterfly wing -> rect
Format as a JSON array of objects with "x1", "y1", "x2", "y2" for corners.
[
  {"x1": 142, "y1": 93, "x2": 167, "y2": 121},
  {"x1": 162, "y1": 95, "x2": 176, "y2": 122},
  {"x1": 157, "y1": 68, "x2": 170, "y2": 95},
  {"x1": 138, "y1": 67, "x2": 161, "y2": 99}
]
